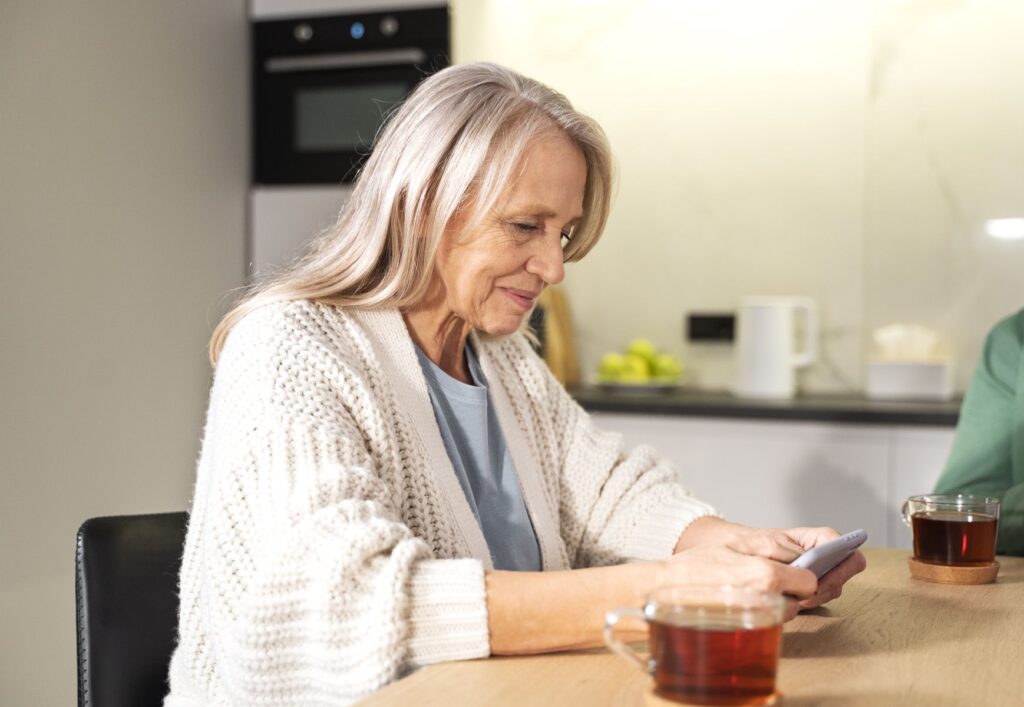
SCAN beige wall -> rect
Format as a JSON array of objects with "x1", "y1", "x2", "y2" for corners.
[
  {"x1": 0, "y1": 1, "x2": 247, "y2": 704},
  {"x1": 453, "y1": 0, "x2": 1024, "y2": 393}
]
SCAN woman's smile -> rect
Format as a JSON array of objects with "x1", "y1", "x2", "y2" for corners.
[{"x1": 500, "y1": 287, "x2": 540, "y2": 310}]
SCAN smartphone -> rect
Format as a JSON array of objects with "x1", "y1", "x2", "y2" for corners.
[{"x1": 790, "y1": 529, "x2": 867, "y2": 579}]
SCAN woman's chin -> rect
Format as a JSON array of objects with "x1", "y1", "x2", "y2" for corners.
[{"x1": 478, "y1": 314, "x2": 529, "y2": 337}]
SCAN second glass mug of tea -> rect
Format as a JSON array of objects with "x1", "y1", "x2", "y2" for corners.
[
  {"x1": 902, "y1": 493, "x2": 1000, "y2": 566},
  {"x1": 604, "y1": 584, "x2": 785, "y2": 706}
]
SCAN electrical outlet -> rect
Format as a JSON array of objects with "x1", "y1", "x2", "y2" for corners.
[{"x1": 686, "y1": 312, "x2": 735, "y2": 342}]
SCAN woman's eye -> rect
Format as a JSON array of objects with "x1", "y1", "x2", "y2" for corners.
[{"x1": 512, "y1": 222, "x2": 539, "y2": 233}]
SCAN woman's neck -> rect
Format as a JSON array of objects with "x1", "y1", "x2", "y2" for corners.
[{"x1": 403, "y1": 284, "x2": 472, "y2": 384}]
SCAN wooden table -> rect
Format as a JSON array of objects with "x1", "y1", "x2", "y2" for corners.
[{"x1": 360, "y1": 549, "x2": 1024, "y2": 706}]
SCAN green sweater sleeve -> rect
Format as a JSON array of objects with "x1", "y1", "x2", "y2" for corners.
[{"x1": 934, "y1": 310, "x2": 1024, "y2": 555}]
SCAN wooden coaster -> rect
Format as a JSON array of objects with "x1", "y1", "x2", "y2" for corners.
[
  {"x1": 644, "y1": 688, "x2": 781, "y2": 705},
  {"x1": 907, "y1": 557, "x2": 1000, "y2": 585}
]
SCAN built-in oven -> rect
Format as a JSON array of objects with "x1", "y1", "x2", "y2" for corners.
[
  {"x1": 252, "y1": 5, "x2": 449, "y2": 185},
  {"x1": 248, "y1": 2, "x2": 449, "y2": 275}
]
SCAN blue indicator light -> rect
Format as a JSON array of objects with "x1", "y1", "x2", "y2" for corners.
[{"x1": 350, "y1": 22, "x2": 365, "y2": 39}]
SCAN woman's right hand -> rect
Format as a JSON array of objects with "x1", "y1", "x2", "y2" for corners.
[{"x1": 656, "y1": 536, "x2": 818, "y2": 620}]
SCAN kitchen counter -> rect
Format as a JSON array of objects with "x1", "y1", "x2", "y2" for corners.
[{"x1": 569, "y1": 386, "x2": 960, "y2": 427}]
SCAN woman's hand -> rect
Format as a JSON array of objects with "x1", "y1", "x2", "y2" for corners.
[
  {"x1": 672, "y1": 517, "x2": 868, "y2": 614},
  {"x1": 797, "y1": 550, "x2": 867, "y2": 609},
  {"x1": 718, "y1": 525, "x2": 868, "y2": 610},
  {"x1": 658, "y1": 538, "x2": 818, "y2": 620},
  {"x1": 675, "y1": 517, "x2": 817, "y2": 554}
]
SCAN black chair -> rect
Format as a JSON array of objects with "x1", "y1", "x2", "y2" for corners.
[{"x1": 75, "y1": 512, "x2": 189, "y2": 707}]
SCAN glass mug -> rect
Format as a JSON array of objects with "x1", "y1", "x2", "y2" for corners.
[
  {"x1": 604, "y1": 585, "x2": 785, "y2": 706},
  {"x1": 902, "y1": 493, "x2": 1000, "y2": 566}
]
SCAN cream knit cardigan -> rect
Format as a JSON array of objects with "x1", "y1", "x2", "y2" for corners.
[{"x1": 165, "y1": 300, "x2": 717, "y2": 706}]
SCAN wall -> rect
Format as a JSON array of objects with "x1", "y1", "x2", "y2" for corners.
[
  {"x1": 452, "y1": 0, "x2": 1024, "y2": 393},
  {"x1": 863, "y1": 0, "x2": 1024, "y2": 389},
  {"x1": 0, "y1": 1, "x2": 247, "y2": 704}
]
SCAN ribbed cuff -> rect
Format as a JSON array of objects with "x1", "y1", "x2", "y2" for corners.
[
  {"x1": 405, "y1": 559, "x2": 490, "y2": 667},
  {"x1": 621, "y1": 489, "x2": 721, "y2": 561}
]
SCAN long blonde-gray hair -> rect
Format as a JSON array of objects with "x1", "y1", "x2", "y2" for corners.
[{"x1": 210, "y1": 62, "x2": 613, "y2": 364}]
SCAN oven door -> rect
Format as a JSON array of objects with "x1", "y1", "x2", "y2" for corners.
[
  {"x1": 256, "y1": 56, "x2": 434, "y2": 184},
  {"x1": 252, "y1": 8, "x2": 449, "y2": 185}
]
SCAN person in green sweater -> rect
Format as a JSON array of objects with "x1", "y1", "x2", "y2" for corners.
[{"x1": 934, "y1": 309, "x2": 1024, "y2": 555}]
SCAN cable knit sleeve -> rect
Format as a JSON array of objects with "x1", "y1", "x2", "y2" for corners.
[
  {"x1": 167, "y1": 306, "x2": 489, "y2": 707},
  {"x1": 560, "y1": 411, "x2": 720, "y2": 567},
  {"x1": 508, "y1": 338, "x2": 719, "y2": 569}
]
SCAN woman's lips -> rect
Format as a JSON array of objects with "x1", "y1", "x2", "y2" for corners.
[{"x1": 502, "y1": 288, "x2": 539, "y2": 310}]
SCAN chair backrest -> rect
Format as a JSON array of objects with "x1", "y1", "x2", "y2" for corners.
[{"x1": 75, "y1": 512, "x2": 189, "y2": 707}]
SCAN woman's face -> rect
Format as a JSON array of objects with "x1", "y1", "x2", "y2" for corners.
[{"x1": 434, "y1": 131, "x2": 587, "y2": 336}]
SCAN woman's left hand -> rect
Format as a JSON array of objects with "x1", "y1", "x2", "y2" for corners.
[
  {"x1": 675, "y1": 518, "x2": 868, "y2": 610},
  {"x1": 762, "y1": 525, "x2": 868, "y2": 610}
]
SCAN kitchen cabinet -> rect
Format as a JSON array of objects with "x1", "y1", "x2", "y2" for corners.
[{"x1": 589, "y1": 412, "x2": 956, "y2": 549}]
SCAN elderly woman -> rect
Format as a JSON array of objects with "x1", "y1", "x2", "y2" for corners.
[{"x1": 166, "y1": 63, "x2": 864, "y2": 706}]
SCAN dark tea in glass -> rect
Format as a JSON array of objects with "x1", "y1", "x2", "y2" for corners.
[
  {"x1": 649, "y1": 620, "x2": 782, "y2": 705},
  {"x1": 911, "y1": 511, "x2": 998, "y2": 566},
  {"x1": 903, "y1": 494, "x2": 1000, "y2": 567},
  {"x1": 605, "y1": 585, "x2": 784, "y2": 706}
]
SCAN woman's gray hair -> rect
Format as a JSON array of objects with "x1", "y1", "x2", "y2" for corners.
[{"x1": 210, "y1": 61, "x2": 614, "y2": 364}]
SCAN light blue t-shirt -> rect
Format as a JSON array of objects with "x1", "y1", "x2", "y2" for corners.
[{"x1": 414, "y1": 342, "x2": 542, "y2": 571}]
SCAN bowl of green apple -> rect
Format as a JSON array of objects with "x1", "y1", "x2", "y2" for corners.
[{"x1": 596, "y1": 339, "x2": 684, "y2": 394}]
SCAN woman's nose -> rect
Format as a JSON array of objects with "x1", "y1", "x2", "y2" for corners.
[{"x1": 526, "y1": 231, "x2": 566, "y2": 285}]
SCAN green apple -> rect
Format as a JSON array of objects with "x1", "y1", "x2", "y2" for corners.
[
  {"x1": 652, "y1": 353, "x2": 683, "y2": 382},
  {"x1": 598, "y1": 353, "x2": 627, "y2": 381},
  {"x1": 626, "y1": 339, "x2": 657, "y2": 366},
  {"x1": 619, "y1": 353, "x2": 651, "y2": 383}
]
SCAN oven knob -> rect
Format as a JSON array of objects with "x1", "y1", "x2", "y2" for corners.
[
  {"x1": 293, "y1": 23, "x2": 313, "y2": 42},
  {"x1": 379, "y1": 16, "x2": 399, "y2": 37}
]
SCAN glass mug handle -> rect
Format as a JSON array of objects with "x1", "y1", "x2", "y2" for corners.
[
  {"x1": 603, "y1": 607, "x2": 654, "y2": 674},
  {"x1": 901, "y1": 499, "x2": 913, "y2": 528}
]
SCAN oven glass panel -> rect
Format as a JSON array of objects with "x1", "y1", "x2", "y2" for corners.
[{"x1": 294, "y1": 82, "x2": 408, "y2": 152}]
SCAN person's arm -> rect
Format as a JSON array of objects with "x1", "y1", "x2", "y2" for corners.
[
  {"x1": 486, "y1": 562, "x2": 660, "y2": 653},
  {"x1": 485, "y1": 537, "x2": 819, "y2": 655},
  {"x1": 527, "y1": 338, "x2": 865, "y2": 599},
  {"x1": 175, "y1": 309, "x2": 490, "y2": 705},
  {"x1": 934, "y1": 313, "x2": 1024, "y2": 554},
  {"x1": 513, "y1": 337, "x2": 718, "y2": 568}
]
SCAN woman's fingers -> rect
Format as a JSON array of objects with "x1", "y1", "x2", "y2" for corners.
[
  {"x1": 736, "y1": 556, "x2": 818, "y2": 599},
  {"x1": 797, "y1": 550, "x2": 867, "y2": 609},
  {"x1": 661, "y1": 529, "x2": 866, "y2": 615},
  {"x1": 787, "y1": 526, "x2": 841, "y2": 551},
  {"x1": 775, "y1": 563, "x2": 818, "y2": 599},
  {"x1": 729, "y1": 531, "x2": 805, "y2": 563},
  {"x1": 820, "y1": 550, "x2": 867, "y2": 594},
  {"x1": 662, "y1": 544, "x2": 817, "y2": 599}
]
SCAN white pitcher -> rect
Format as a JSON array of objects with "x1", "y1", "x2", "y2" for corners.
[{"x1": 734, "y1": 297, "x2": 818, "y2": 399}]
